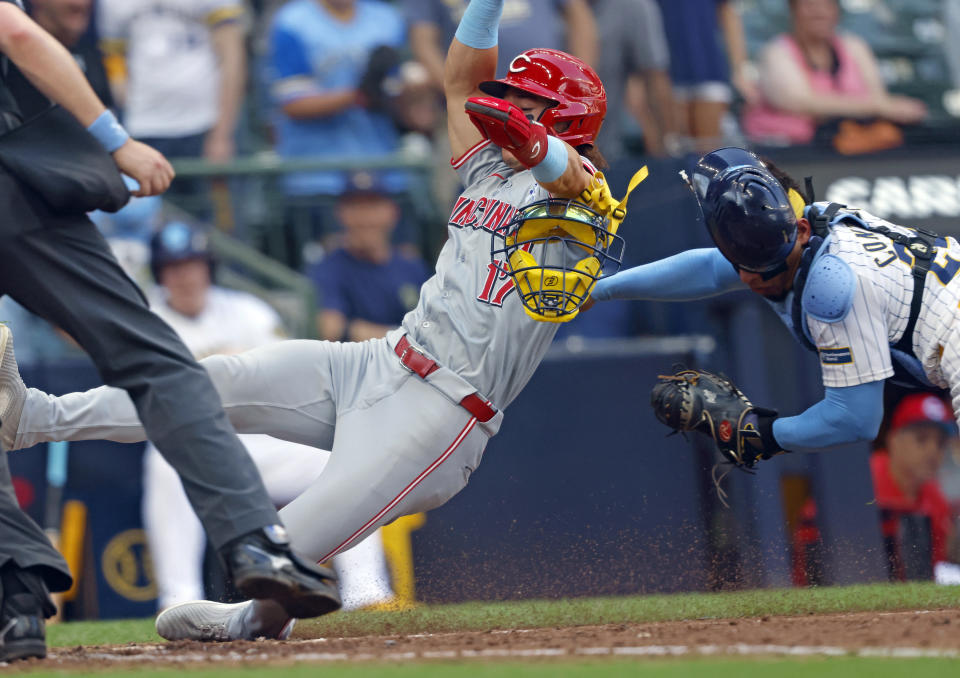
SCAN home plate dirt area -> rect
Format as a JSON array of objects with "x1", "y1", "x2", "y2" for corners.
[{"x1": 19, "y1": 609, "x2": 960, "y2": 669}]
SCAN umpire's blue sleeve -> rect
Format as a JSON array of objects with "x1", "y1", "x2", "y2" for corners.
[
  {"x1": 591, "y1": 248, "x2": 745, "y2": 301},
  {"x1": 772, "y1": 381, "x2": 885, "y2": 451}
]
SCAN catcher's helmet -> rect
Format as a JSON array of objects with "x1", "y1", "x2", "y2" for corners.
[
  {"x1": 149, "y1": 220, "x2": 215, "y2": 283},
  {"x1": 491, "y1": 198, "x2": 624, "y2": 322},
  {"x1": 479, "y1": 48, "x2": 606, "y2": 147},
  {"x1": 687, "y1": 147, "x2": 802, "y2": 277}
]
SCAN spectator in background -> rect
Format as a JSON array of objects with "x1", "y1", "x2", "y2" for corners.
[
  {"x1": 266, "y1": 0, "x2": 407, "y2": 267},
  {"x1": 656, "y1": 0, "x2": 755, "y2": 153},
  {"x1": 98, "y1": 0, "x2": 247, "y2": 164},
  {"x1": 794, "y1": 393, "x2": 960, "y2": 586},
  {"x1": 404, "y1": 0, "x2": 598, "y2": 87},
  {"x1": 310, "y1": 172, "x2": 429, "y2": 342},
  {"x1": 143, "y1": 219, "x2": 396, "y2": 613},
  {"x1": 742, "y1": 0, "x2": 926, "y2": 150},
  {"x1": 873, "y1": 394, "x2": 959, "y2": 580},
  {"x1": 944, "y1": 0, "x2": 960, "y2": 90},
  {"x1": 591, "y1": 0, "x2": 674, "y2": 159},
  {"x1": 23, "y1": 0, "x2": 113, "y2": 111}
]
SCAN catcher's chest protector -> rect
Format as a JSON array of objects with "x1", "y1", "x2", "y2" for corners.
[{"x1": 788, "y1": 203, "x2": 943, "y2": 389}]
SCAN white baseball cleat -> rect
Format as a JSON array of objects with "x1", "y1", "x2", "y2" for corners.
[
  {"x1": 0, "y1": 324, "x2": 26, "y2": 452},
  {"x1": 156, "y1": 600, "x2": 295, "y2": 642}
]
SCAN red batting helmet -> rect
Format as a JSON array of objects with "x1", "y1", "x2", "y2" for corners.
[{"x1": 479, "y1": 48, "x2": 606, "y2": 147}]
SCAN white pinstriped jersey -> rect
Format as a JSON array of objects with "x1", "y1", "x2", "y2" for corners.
[{"x1": 798, "y1": 206, "x2": 960, "y2": 389}]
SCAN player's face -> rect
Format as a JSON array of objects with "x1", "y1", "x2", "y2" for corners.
[
  {"x1": 499, "y1": 87, "x2": 557, "y2": 170},
  {"x1": 160, "y1": 258, "x2": 211, "y2": 318},
  {"x1": 888, "y1": 424, "x2": 949, "y2": 489},
  {"x1": 737, "y1": 218, "x2": 812, "y2": 300}
]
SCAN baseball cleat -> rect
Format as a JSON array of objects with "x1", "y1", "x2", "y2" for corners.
[
  {"x1": 155, "y1": 600, "x2": 296, "y2": 642},
  {"x1": 219, "y1": 526, "x2": 341, "y2": 619},
  {"x1": 0, "y1": 324, "x2": 26, "y2": 452}
]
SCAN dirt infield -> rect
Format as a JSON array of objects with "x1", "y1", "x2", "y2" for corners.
[{"x1": 6, "y1": 608, "x2": 957, "y2": 670}]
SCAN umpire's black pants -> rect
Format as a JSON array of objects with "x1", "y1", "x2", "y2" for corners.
[{"x1": 0, "y1": 169, "x2": 279, "y2": 590}]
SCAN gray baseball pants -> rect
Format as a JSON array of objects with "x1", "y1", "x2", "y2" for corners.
[{"x1": 15, "y1": 334, "x2": 503, "y2": 562}]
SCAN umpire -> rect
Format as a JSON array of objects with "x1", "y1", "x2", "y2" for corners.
[{"x1": 0, "y1": 1, "x2": 338, "y2": 662}]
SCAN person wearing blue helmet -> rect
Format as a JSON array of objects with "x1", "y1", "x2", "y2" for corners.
[{"x1": 591, "y1": 146, "x2": 960, "y2": 467}]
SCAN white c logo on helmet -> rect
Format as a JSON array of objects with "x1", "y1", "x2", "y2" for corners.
[{"x1": 509, "y1": 54, "x2": 533, "y2": 73}]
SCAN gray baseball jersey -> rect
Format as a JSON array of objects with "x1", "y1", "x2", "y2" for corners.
[
  {"x1": 403, "y1": 138, "x2": 562, "y2": 409},
  {"x1": 10, "y1": 139, "x2": 588, "y2": 570}
]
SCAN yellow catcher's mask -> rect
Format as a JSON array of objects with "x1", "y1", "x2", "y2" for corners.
[{"x1": 490, "y1": 166, "x2": 649, "y2": 322}]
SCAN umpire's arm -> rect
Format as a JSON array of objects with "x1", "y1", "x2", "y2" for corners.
[
  {"x1": 0, "y1": 4, "x2": 106, "y2": 126},
  {"x1": 0, "y1": 3, "x2": 173, "y2": 196}
]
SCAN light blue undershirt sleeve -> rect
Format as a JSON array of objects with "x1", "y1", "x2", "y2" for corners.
[
  {"x1": 772, "y1": 381, "x2": 885, "y2": 452},
  {"x1": 531, "y1": 135, "x2": 568, "y2": 182},
  {"x1": 454, "y1": 0, "x2": 504, "y2": 49},
  {"x1": 591, "y1": 248, "x2": 744, "y2": 301}
]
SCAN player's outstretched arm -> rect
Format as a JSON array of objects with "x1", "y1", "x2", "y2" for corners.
[
  {"x1": 444, "y1": 0, "x2": 503, "y2": 159},
  {"x1": 592, "y1": 247, "x2": 745, "y2": 302},
  {"x1": 772, "y1": 381, "x2": 885, "y2": 452},
  {"x1": 0, "y1": 4, "x2": 173, "y2": 196}
]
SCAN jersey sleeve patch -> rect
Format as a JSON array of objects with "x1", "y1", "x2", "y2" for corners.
[{"x1": 819, "y1": 347, "x2": 853, "y2": 365}]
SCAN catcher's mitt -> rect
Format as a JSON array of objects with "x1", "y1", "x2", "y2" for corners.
[{"x1": 650, "y1": 367, "x2": 782, "y2": 469}]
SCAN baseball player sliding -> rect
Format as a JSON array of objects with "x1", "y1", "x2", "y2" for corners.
[
  {"x1": 0, "y1": 0, "x2": 643, "y2": 641},
  {"x1": 591, "y1": 147, "x2": 960, "y2": 473},
  {"x1": 143, "y1": 221, "x2": 394, "y2": 617}
]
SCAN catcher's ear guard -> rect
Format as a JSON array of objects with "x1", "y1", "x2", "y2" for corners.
[{"x1": 491, "y1": 166, "x2": 649, "y2": 322}]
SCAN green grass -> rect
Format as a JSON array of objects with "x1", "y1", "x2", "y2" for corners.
[
  {"x1": 14, "y1": 658, "x2": 960, "y2": 678},
  {"x1": 48, "y1": 617, "x2": 157, "y2": 648},
  {"x1": 46, "y1": 582, "x2": 960, "y2": 648},
  {"x1": 295, "y1": 582, "x2": 960, "y2": 639}
]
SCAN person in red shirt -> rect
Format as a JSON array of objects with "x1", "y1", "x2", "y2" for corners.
[
  {"x1": 872, "y1": 393, "x2": 957, "y2": 576},
  {"x1": 793, "y1": 393, "x2": 958, "y2": 585}
]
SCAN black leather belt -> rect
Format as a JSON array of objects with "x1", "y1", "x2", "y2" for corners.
[{"x1": 394, "y1": 336, "x2": 496, "y2": 423}]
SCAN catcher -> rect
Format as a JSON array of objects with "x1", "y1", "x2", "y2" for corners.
[{"x1": 592, "y1": 146, "x2": 960, "y2": 472}]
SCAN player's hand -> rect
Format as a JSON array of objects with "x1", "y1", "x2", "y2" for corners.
[
  {"x1": 111, "y1": 139, "x2": 175, "y2": 196},
  {"x1": 580, "y1": 295, "x2": 596, "y2": 313},
  {"x1": 465, "y1": 96, "x2": 549, "y2": 168},
  {"x1": 879, "y1": 95, "x2": 927, "y2": 125}
]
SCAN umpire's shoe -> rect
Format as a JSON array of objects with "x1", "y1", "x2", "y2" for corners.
[
  {"x1": 219, "y1": 525, "x2": 341, "y2": 619},
  {"x1": 0, "y1": 565, "x2": 57, "y2": 662}
]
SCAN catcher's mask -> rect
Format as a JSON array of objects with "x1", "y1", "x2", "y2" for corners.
[
  {"x1": 684, "y1": 147, "x2": 805, "y2": 280},
  {"x1": 490, "y1": 198, "x2": 623, "y2": 322}
]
